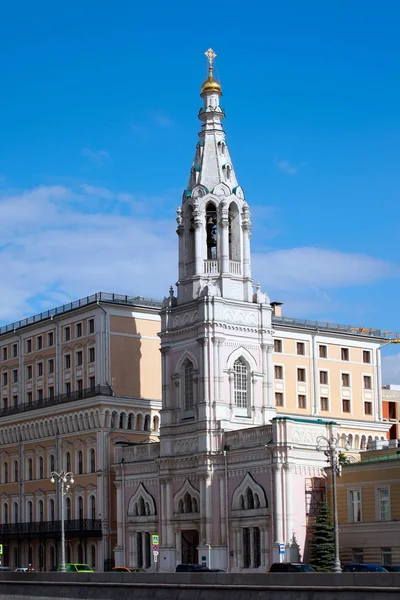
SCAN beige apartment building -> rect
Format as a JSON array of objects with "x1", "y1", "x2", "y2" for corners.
[
  {"x1": 0, "y1": 292, "x2": 162, "y2": 571},
  {"x1": 0, "y1": 290, "x2": 393, "y2": 570},
  {"x1": 334, "y1": 443, "x2": 400, "y2": 567}
]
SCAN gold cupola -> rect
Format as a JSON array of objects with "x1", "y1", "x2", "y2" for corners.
[{"x1": 201, "y1": 48, "x2": 222, "y2": 94}]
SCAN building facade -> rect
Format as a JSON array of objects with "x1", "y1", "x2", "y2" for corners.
[
  {"x1": 0, "y1": 293, "x2": 162, "y2": 570},
  {"x1": 334, "y1": 442, "x2": 400, "y2": 567},
  {"x1": 382, "y1": 385, "x2": 400, "y2": 440},
  {"x1": 113, "y1": 51, "x2": 392, "y2": 572}
]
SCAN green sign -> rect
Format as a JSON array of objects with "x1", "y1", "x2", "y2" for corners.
[
  {"x1": 0, "y1": 544, "x2": 3, "y2": 555},
  {"x1": 152, "y1": 534, "x2": 159, "y2": 545}
]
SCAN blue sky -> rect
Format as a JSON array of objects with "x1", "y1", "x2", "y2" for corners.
[{"x1": 0, "y1": 1, "x2": 399, "y2": 380}]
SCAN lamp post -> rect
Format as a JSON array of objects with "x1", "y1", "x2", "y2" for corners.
[
  {"x1": 50, "y1": 470, "x2": 74, "y2": 572},
  {"x1": 316, "y1": 435, "x2": 349, "y2": 573}
]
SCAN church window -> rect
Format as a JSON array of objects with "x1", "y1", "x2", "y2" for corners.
[
  {"x1": 246, "y1": 487, "x2": 254, "y2": 510},
  {"x1": 186, "y1": 204, "x2": 195, "y2": 267},
  {"x1": 184, "y1": 360, "x2": 194, "y2": 410},
  {"x1": 234, "y1": 359, "x2": 248, "y2": 408},
  {"x1": 228, "y1": 201, "x2": 240, "y2": 262},
  {"x1": 183, "y1": 492, "x2": 192, "y2": 513},
  {"x1": 206, "y1": 202, "x2": 217, "y2": 260},
  {"x1": 138, "y1": 497, "x2": 145, "y2": 516}
]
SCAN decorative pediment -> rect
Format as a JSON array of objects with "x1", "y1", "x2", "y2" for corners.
[
  {"x1": 127, "y1": 483, "x2": 157, "y2": 517},
  {"x1": 173, "y1": 478, "x2": 200, "y2": 513},
  {"x1": 212, "y1": 182, "x2": 231, "y2": 197},
  {"x1": 232, "y1": 472, "x2": 268, "y2": 511}
]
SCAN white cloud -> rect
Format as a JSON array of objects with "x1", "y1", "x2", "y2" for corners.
[
  {"x1": 253, "y1": 247, "x2": 396, "y2": 292},
  {"x1": 153, "y1": 111, "x2": 173, "y2": 128},
  {"x1": 382, "y1": 353, "x2": 400, "y2": 385},
  {"x1": 274, "y1": 159, "x2": 299, "y2": 175},
  {"x1": 81, "y1": 148, "x2": 111, "y2": 166}
]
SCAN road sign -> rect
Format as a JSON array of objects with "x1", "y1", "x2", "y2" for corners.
[
  {"x1": 154, "y1": 555, "x2": 158, "y2": 563},
  {"x1": 152, "y1": 550, "x2": 159, "y2": 556},
  {"x1": 0, "y1": 545, "x2": 3, "y2": 555},
  {"x1": 152, "y1": 544, "x2": 159, "y2": 552},
  {"x1": 279, "y1": 543, "x2": 285, "y2": 555},
  {"x1": 152, "y1": 534, "x2": 159, "y2": 545}
]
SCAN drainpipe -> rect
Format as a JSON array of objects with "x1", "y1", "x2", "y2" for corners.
[
  {"x1": 376, "y1": 346, "x2": 383, "y2": 422},
  {"x1": 51, "y1": 317, "x2": 60, "y2": 396},
  {"x1": 264, "y1": 443, "x2": 275, "y2": 566},
  {"x1": 96, "y1": 302, "x2": 109, "y2": 386},
  {"x1": 121, "y1": 459, "x2": 126, "y2": 566},
  {"x1": 312, "y1": 333, "x2": 318, "y2": 416},
  {"x1": 14, "y1": 329, "x2": 23, "y2": 406},
  {"x1": 223, "y1": 446, "x2": 230, "y2": 572}
]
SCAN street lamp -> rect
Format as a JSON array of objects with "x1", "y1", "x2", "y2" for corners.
[
  {"x1": 50, "y1": 470, "x2": 74, "y2": 572},
  {"x1": 316, "y1": 435, "x2": 350, "y2": 573}
]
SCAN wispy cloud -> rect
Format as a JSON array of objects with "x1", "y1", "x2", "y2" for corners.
[
  {"x1": 274, "y1": 158, "x2": 299, "y2": 175},
  {"x1": 81, "y1": 148, "x2": 111, "y2": 167},
  {"x1": 382, "y1": 353, "x2": 400, "y2": 385},
  {"x1": 153, "y1": 111, "x2": 174, "y2": 128}
]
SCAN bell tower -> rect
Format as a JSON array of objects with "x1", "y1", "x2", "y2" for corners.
[{"x1": 159, "y1": 49, "x2": 276, "y2": 458}]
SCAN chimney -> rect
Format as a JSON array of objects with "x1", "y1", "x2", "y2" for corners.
[{"x1": 271, "y1": 302, "x2": 283, "y2": 318}]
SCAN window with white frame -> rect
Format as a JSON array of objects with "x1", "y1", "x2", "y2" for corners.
[
  {"x1": 234, "y1": 358, "x2": 248, "y2": 409},
  {"x1": 349, "y1": 489, "x2": 362, "y2": 522},
  {"x1": 382, "y1": 547, "x2": 392, "y2": 567},
  {"x1": 183, "y1": 359, "x2": 194, "y2": 410},
  {"x1": 377, "y1": 487, "x2": 390, "y2": 521}
]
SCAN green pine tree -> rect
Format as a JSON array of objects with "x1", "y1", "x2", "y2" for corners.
[{"x1": 309, "y1": 502, "x2": 335, "y2": 572}]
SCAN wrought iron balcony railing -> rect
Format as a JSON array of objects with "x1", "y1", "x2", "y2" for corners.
[
  {"x1": 0, "y1": 519, "x2": 102, "y2": 539},
  {"x1": 0, "y1": 384, "x2": 113, "y2": 418}
]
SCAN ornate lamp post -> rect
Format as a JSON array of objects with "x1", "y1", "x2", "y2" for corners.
[
  {"x1": 316, "y1": 435, "x2": 350, "y2": 573},
  {"x1": 50, "y1": 470, "x2": 74, "y2": 572}
]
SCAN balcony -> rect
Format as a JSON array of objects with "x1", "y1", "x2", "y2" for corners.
[
  {"x1": 204, "y1": 260, "x2": 219, "y2": 275},
  {"x1": 0, "y1": 519, "x2": 102, "y2": 540},
  {"x1": 0, "y1": 384, "x2": 113, "y2": 419}
]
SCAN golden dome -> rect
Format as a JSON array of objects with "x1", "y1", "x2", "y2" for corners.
[{"x1": 201, "y1": 66, "x2": 222, "y2": 94}]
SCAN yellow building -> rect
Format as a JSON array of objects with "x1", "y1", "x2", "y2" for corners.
[
  {"x1": 0, "y1": 292, "x2": 161, "y2": 571},
  {"x1": 334, "y1": 443, "x2": 400, "y2": 567}
]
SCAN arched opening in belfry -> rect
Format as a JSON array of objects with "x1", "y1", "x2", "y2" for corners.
[
  {"x1": 186, "y1": 204, "x2": 195, "y2": 266},
  {"x1": 205, "y1": 201, "x2": 217, "y2": 260},
  {"x1": 229, "y1": 201, "x2": 241, "y2": 262}
]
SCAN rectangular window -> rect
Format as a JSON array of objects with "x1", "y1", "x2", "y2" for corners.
[
  {"x1": 12, "y1": 395, "x2": 17, "y2": 407},
  {"x1": 297, "y1": 342, "x2": 305, "y2": 356},
  {"x1": 2, "y1": 397, "x2": 7, "y2": 411},
  {"x1": 26, "y1": 339, "x2": 32, "y2": 353},
  {"x1": 341, "y1": 347, "x2": 349, "y2": 361},
  {"x1": 65, "y1": 354, "x2": 71, "y2": 369},
  {"x1": 26, "y1": 365, "x2": 32, "y2": 380},
  {"x1": 65, "y1": 382, "x2": 71, "y2": 396},
  {"x1": 89, "y1": 347, "x2": 95, "y2": 363},
  {"x1": 297, "y1": 368, "x2": 306, "y2": 382},
  {"x1": 342, "y1": 373, "x2": 350, "y2": 387},
  {"x1": 48, "y1": 331, "x2": 54, "y2": 347},
  {"x1": 320, "y1": 396, "x2": 329, "y2": 411},
  {"x1": 27, "y1": 391, "x2": 32, "y2": 405},
  {"x1": 2, "y1": 347, "x2": 7, "y2": 361},
  {"x1": 363, "y1": 350, "x2": 371, "y2": 364},
  {"x1": 363, "y1": 375, "x2": 372, "y2": 390},
  {"x1": 234, "y1": 360, "x2": 247, "y2": 409},
  {"x1": 319, "y1": 371, "x2": 328, "y2": 385},
  {"x1": 353, "y1": 548, "x2": 364, "y2": 563},
  {"x1": 76, "y1": 351, "x2": 83, "y2": 367},
  {"x1": 12, "y1": 343, "x2": 18, "y2": 358},
  {"x1": 77, "y1": 379, "x2": 83, "y2": 394},
  {"x1": 382, "y1": 548, "x2": 392, "y2": 567},
  {"x1": 64, "y1": 327, "x2": 70, "y2": 342},
  {"x1": 2, "y1": 372, "x2": 7, "y2": 386},
  {"x1": 364, "y1": 401, "x2": 372, "y2": 415},
  {"x1": 274, "y1": 365, "x2": 283, "y2": 379},
  {"x1": 298, "y1": 394, "x2": 306, "y2": 409},
  {"x1": 76, "y1": 323, "x2": 82, "y2": 338},
  {"x1": 342, "y1": 398, "x2": 351, "y2": 413},
  {"x1": 274, "y1": 339, "x2": 282, "y2": 353},
  {"x1": 89, "y1": 376, "x2": 95, "y2": 391},
  {"x1": 378, "y1": 488, "x2": 390, "y2": 521},
  {"x1": 275, "y1": 392, "x2": 284, "y2": 407},
  {"x1": 12, "y1": 369, "x2": 18, "y2": 384},
  {"x1": 349, "y1": 489, "x2": 361, "y2": 522},
  {"x1": 37, "y1": 336, "x2": 43, "y2": 350},
  {"x1": 319, "y1": 345, "x2": 327, "y2": 358},
  {"x1": 37, "y1": 362, "x2": 43, "y2": 377},
  {"x1": 48, "y1": 386, "x2": 54, "y2": 399},
  {"x1": 88, "y1": 318, "x2": 95, "y2": 334},
  {"x1": 48, "y1": 359, "x2": 54, "y2": 374},
  {"x1": 37, "y1": 389, "x2": 43, "y2": 401}
]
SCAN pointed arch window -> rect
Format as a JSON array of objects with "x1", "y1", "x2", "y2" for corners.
[
  {"x1": 184, "y1": 360, "x2": 194, "y2": 410},
  {"x1": 206, "y1": 202, "x2": 217, "y2": 260},
  {"x1": 234, "y1": 358, "x2": 248, "y2": 408}
]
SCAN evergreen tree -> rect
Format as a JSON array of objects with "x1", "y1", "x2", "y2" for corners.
[{"x1": 309, "y1": 502, "x2": 335, "y2": 571}]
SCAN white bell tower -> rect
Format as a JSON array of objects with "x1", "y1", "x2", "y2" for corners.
[{"x1": 159, "y1": 49, "x2": 276, "y2": 458}]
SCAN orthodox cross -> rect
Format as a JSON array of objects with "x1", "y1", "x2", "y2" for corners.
[{"x1": 204, "y1": 48, "x2": 217, "y2": 65}]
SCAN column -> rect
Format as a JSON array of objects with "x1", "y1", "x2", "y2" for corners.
[
  {"x1": 273, "y1": 464, "x2": 283, "y2": 543},
  {"x1": 219, "y1": 476, "x2": 226, "y2": 546},
  {"x1": 260, "y1": 526, "x2": 268, "y2": 567},
  {"x1": 261, "y1": 343, "x2": 268, "y2": 412},
  {"x1": 249, "y1": 527, "x2": 255, "y2": 568},
  {"x1": 212, "y1": 338, "x2": 219, "y2": 405},
  {"x1": 176, "y1": 211, "x2": 184, "y2": 281},
  {"x1": 236, "y1": 528, "x2": 242, "y2": 568},
  {"x1": 220, "y1": 207, "x2": 229, "y2": 274},
  {"x1": 205, "y1": 474, "x2": 212, "y2": 545},
  {"x1": 217, "y1": 340, "x2": 223, "y2": 404},
  {"x1": 160, "y1": 480, "x2": 167, "y2": 546},
  {"x1": 199, "y1": 476, "x2": 206, "y2": 544},
  {"x1": 141, "y1": 532, "x2": 147, "y2": 569},
  {"x1": 284, "y1": 464, "x2": 293, "y2": 544},
  {"x1": 175, "y1": 529, "x2": 182, "y2": 564},
  {"x1": 242, "y1": 219, "x2": 251, "y2": 280},
  {"x1": 166, "y1": 478, "x2": 173, "y2": 546},
  {"x1": 266, "y1": 346, "x2": 274, "y2": 408},
  {"x1": 194, "y1": 204, "x2": 203, "y2": 275}
]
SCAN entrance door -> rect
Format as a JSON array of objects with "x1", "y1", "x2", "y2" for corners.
[{"x1": 181, "y1": 530, "x2": 199, "y2": 564}]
